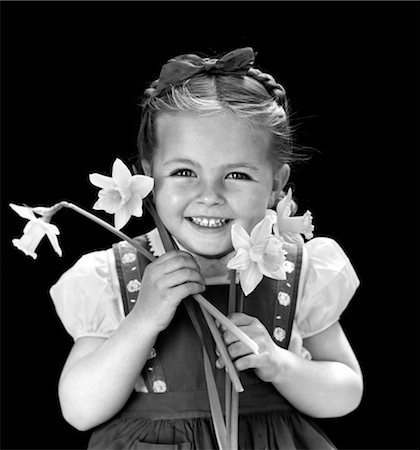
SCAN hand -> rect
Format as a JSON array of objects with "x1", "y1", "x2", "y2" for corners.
[
  {"x1": 132, "y1": 250, "x2": 205, "y2": 332},
  {"x1": 216, "y1": 312, "x2": 284, "y2": 383}
]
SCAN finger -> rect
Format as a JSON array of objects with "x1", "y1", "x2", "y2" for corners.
[
  {"x1": 163, "y1": 267, "x2": 205, "y2": 288},
  {"x1": 215, "y1": 357, "x2": 225, "y2": 369},
  {"x1": 227, "y1": 341, "x2": 251, "y2": 360},
  {"x1": 234, "y1": 354, "x2": 259, "y2": 372},
  {"x1": 159, "y1": 253, "x2": 201, "y2": 275},
  {"x1": 221, "y1": 322, "x2": 260, "y2": 348},
  {"x1": 219, "y1": 313, "x2": 254, "y2": 333},
  {"x1": 228, "y1": 312, "x2": 255, "y2": 327},
  {"x1": 170, "y1": 282, "x2": 205, "y2": 302},
  {"x1": 153, "y1": 249, "x2": 184, "y2": 264},
  {"x1": 222, "y1": 328, "x2": 240, "y2": 346},
  {"x1": 155, "y1": 250, "x2": 199, "y2": 268}
]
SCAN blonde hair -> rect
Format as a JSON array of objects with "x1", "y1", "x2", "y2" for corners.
[
  {"x1": 137, "y1": 61, "x2": 305, "y2": 211},
  {"x1": 137, "y1": 68, "x2": 298, "y2": 168}
]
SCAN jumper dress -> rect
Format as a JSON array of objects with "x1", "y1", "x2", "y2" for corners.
[{"x1": 88, "y1": 236, "x2": 336, "y2": 450}]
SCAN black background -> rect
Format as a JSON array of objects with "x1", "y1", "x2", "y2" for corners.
[{"x1": 1, "y1": 1, "x2": 419, "y2": 449}]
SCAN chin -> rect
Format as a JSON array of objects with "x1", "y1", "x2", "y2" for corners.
[{"x1": 183, "y1": 242, "x2": 233, "y2": 259}]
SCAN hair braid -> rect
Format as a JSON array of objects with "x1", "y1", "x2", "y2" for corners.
[
  {"x1": 143, "y1": 80, "x2": 159, "y2": 99},
  {"x1": 247, "y1": 68, "x2": 287, "y2": 106}
]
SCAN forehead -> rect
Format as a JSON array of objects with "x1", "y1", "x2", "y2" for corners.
[{"x1": 154, "y1": 112, "x2": 271, "y2": 165}]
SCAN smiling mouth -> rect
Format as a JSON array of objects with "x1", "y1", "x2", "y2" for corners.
[{"x1": 187, "y1": 217, "x2": 231, "y2": 228}]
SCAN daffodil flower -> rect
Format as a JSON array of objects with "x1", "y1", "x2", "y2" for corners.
[
  {"x1": 227, "y1": 212, "x2": 287, "y2": 296},
  {"x1": 89, "y1": 158, "x2": 154, "y2": 230},
  {"x1": 275, "y1": 188, "x2": 314, "y2": 240},
  {"x1": 10, "y1": 203, "x2": 62, "y2": 259}
]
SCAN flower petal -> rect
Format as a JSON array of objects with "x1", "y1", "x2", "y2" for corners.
[
  {"x1": 32, "y1": 206, "x2": 55, "y2": 218},
  {"x1": 43, "y1": 222, "x2": 60, "y2": 235},
  {"x1": 112, "y1": 158, "x2": 132, "y2": 189},
  {"x1": 127, "y1": 196, "x2": 144, "y2": 218},
  {"x1": 227, "y1": 247, "x2": 251, "y2": 271},
  {"x1": 26, "y1": 218, "x2": 60, "y2": 235},
  {"x1": 93, "y1": 189, "x2": 125, "y2": 213},
  {"x1": 89, "y1": 173, "x2": 116, "y2": 190},
  {"x1": 45, "y1": 229, "x2": 63, "y2": 256},
  {"x1": 231, "y1": 223, "x2": 251, "y2": 251},
  {"x1": 239, "y1": 263, "x2": 263, "y2": 296},
  {"x1": 12, "y1": 221, "x2": 46, "y2": 259},
  {"x1": 259, "y1": 260, "x2": 287, "y2": 281},
  {"x1": 281, "y1": 232, "x2": 305, "y2": 246},
  {"x1": 9, "y1": 203, "x2": 37, "y2": 221},
  {"x1": 250, "y1": 214, "x2": 274, "y2": 245},
  {"x1": 130, "y1": 175, "x2": 154, "y2": 198},
  {"x1": 114, "y1": 205, "x2": 132, "y2": 230},
  {"x1": 276, "y1": 188, "x2": 292, "y2": 218},
  {"x1": 12, "y1": 238, "x2": 38, "y2": 259},
  {"x1": 265, "y1": 209, "x2": 277, "y2": 223},
  {"x1": 277, "y1": 211, "x2": 314, "y2": 239}
]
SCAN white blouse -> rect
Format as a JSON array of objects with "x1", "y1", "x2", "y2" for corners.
[{"x1": 50, "y1": 229, "x2": 360, "y2": 360}]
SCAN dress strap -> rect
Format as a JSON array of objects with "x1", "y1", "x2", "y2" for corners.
[
  {"x1": 113, "y1": 237, "x2": 148, "y2": 315},
  {"x1": 272, "y1": 241, "x2": 303, "y2": 349},
  {"x1": 112, "y1": 237, "x2": 168, "y2": 394}
]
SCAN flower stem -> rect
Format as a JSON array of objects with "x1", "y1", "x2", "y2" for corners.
[
  {"x1": 193, "y1": 293, "x2": 258, "y2": 355},
  {"x1": 200, "y1": 305, "x2": 244, "y2": 393},
  {"x1": 59, "y1": 202, "x2": 155, "y2": 261},
  {"x1": 144, "y1": 197, "x2": 259, "y2": 356},
  {"x1": 47, "y1": 200, "x2": 259, "y2": 355}
]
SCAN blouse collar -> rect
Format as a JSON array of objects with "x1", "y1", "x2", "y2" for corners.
[{"x1": 146, "y1": 228, "x2": 235, "y2": 285}]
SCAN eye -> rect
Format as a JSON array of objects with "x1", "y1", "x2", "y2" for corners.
[
  {"x1": 226, "y1": 172, "x2": 251, "y2": 180},
  {"x1": 171, "y1": 169, "x2": 195, "y2": 177}
]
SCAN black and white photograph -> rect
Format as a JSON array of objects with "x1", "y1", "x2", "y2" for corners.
[{"x1": 1, "y1": 2, "x2": 419, "y2": 449}]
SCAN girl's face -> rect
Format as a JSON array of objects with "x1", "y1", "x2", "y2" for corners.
[{"x1": 146, "y1": 112, "x2": 289, "y2": 258}]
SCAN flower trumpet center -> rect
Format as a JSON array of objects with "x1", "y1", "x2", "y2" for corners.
[{"x1": 249, "y1": 243, "x2": 265, "y2": 263}]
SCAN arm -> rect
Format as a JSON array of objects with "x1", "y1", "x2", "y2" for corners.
[
  {"x1": 58, "y1": 250, "x2": 205, "y2": 431},
  {"x1": 271, "y1": 321, "x2": 363, "y2": 417},
  {"x1": 217, "y1": 314, "x2": 363, "y2": 418}
]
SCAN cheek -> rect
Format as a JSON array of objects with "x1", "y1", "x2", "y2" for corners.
[
  {"x1": 154, "y1": 183, "x2": 189, "y2": 217},
  {"x1": 232, "y1": 184, "x2": 273, "y2": 209}
]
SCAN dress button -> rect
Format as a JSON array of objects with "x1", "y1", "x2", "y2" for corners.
[
  {"x1": 273, "y1": 327, "x2": 286, "y2": 342},
  {"x1": 152, "y1": 380, "x2": 167, "y2": 393}
]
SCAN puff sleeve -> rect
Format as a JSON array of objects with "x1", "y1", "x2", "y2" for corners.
[
  {"x1": 49, "y1": 249, "x2": 125, "y2": 341},
  {"x1": 295, "y1": 237, "x2": 360, "y2": 339}
]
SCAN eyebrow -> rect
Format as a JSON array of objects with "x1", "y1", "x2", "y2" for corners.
[
  {"x1": 162, "y1": 158, "x2": 198, "y2": 168},
  {"x1": 163, "y1": 158, "x2": 261, "y2": 172}
]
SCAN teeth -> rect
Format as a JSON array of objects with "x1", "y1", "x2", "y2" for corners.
[{"x1": 190, "y1": 217, "x2": 229, "y2": 228}]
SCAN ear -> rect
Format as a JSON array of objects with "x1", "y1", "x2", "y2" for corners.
[
  {"x1": 141, "y1": 159, "x2": 152, "y2": 177},
  {"x1": 269, "y1": 164, "x2": 290, "y2": 208}
]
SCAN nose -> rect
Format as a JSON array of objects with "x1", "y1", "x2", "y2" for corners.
[{"x1": 196, "y1": 179, "x2": 225, "y2": 207}]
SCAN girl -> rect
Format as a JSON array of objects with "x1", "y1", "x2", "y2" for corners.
[{"x1": 50, "y1": 47, "x2": 363, "y2": 449}]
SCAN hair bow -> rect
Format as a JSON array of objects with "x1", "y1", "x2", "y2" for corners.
[{"x1": 153, "y1": 47, "x2": 255, "y2": 96}]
